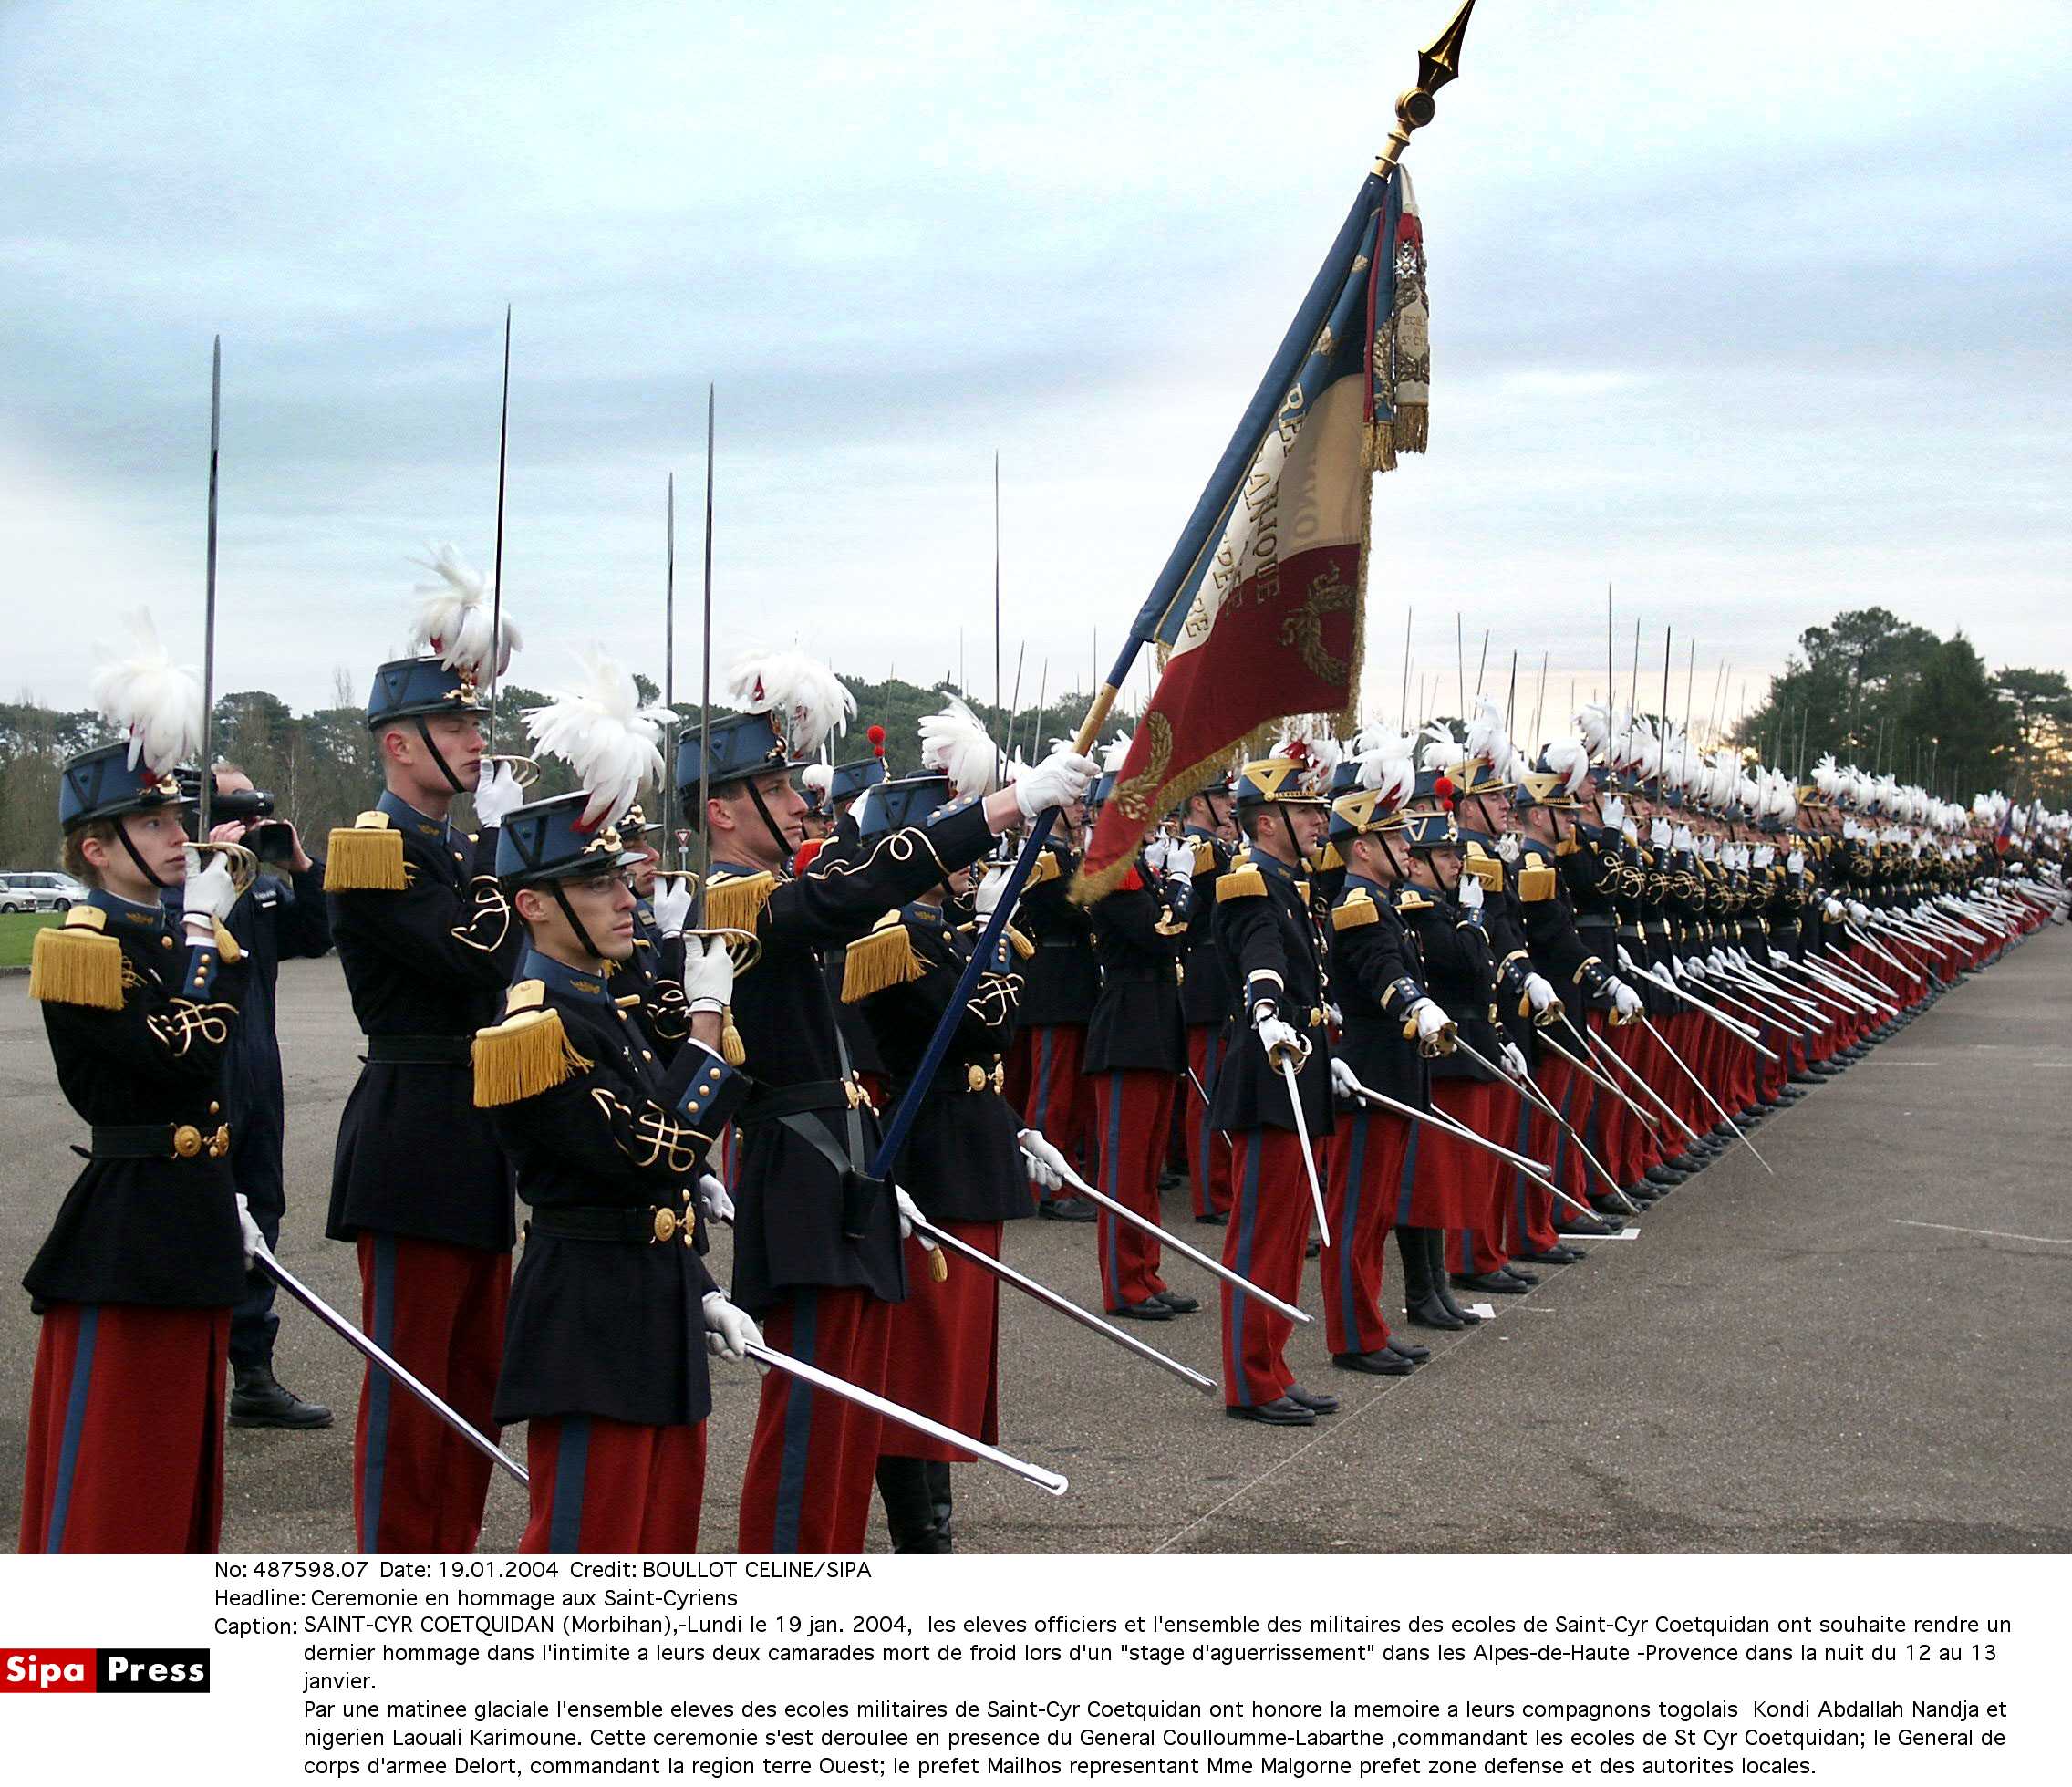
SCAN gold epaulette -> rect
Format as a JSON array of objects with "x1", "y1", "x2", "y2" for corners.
[
  {"x1": 842, "y1": 910, "x2": 927, "y2": 1003},
  {"x1": 1191, "y1": 839, "x2": 1217, "y2": 877},
  {"x1": 1518, "y1": 864, "x2": 1558, "y2": 904},
  {"x1": 324, "y1": 810, "x2": 406, "y2": 892},
  {"x1": 1394, "y1": 890, "x2": 1434, "y2": 914},
  {"x1": 1464, "y1": 847, "x2": 1505, "y2": 892},
  {"x1": 1023, "y1": 851, "x2": 1062, "y2": 889},
  {"x1": 1216, "y1": 865, "x2": 1266, "y2": 903},
  {"x1": 1331, "y1": 892, "x2": 1378, "y2": 931},
  {"x1": 1006, "y1": 923, "x2": 1035, "y2": 959},
  {"x1": 472, "y1": 986, "x2": 590, "y2": 1107},
  {"x1": 703, "y1": 869, "x2": 776, "y2": 936},
  {"x1": 28, "y1": 906, "x2": 124, "y2": 1010}
]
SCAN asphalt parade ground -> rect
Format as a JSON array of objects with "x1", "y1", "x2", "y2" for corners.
[{"x1": 2, "y1": 934, "x2": 2067, "y2": 1555}]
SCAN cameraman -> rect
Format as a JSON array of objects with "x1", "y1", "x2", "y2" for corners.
[{"x1": 208, "y1": 764, "x2": 336, "y2": 1428}]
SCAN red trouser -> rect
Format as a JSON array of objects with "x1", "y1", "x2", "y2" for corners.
[
  {"x1": 354, "y1": 1233, "x2": 510, "y2": 1555},
  {"x1": 881, "y1": 1226, "x2": 1001, "y2": 1461},
  {"x1": 1321, "y1": 1108, "x2": 1408, "y2": 1356},
  {"x1": 19, "y1": 1303, "x2": 228, "y2": 1554},
  {"x1": 522, "y1": 1417, "x2": 707, "y2": 1553},
  {"x1": 1220, "y1": 1128, "x2": 1322, "y2": 1408},
  {"x1": 1505, "y1": 1053, "x2": 1584, "y2": 1259},
  {"x1": 1094, "y1": 1070, "x2": 1176, "y2": 1309},
  {"x1": 1019, "y1": 1024, "x2": 1096, "y2": 1196},
  {"x1": 738, "y1": 1286, "x2": 891, "y2": 1553},
  {"x1": 1183, "y1": 1026, "x2": 1235, "y2": 1218}
]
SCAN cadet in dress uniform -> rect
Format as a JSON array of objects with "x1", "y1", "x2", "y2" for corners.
[
  {"x1": 1176, "y1": 784, "x2": 1238, "y2": 1223},
  {"x1": 21, "y1": 716, "x2": 254, "y2": 1553},
  {"x1": 472, "y1": 792, "x2": 758, "y2": 1553},
  {"x1": 207, "y1": 764, "x2": 337, "y2": 1430},
  {"x1": 844, "y1": 775, "x2": 1037, "y2": 1553},
  {"x1": 325, "y1": 649, "x2": 527, "y2": 1553},
  {"x1": 1083, "y1": 780, "x2": 1194, "y2": 1323},
  {"x1": 1319, "y1": 757, "x2": 1452, "y2": 1375},
  {"x1": 683, "y1": 661, "x2": 1093, "y2": 1554},
  {"x1": 1209, "y1": 758, "x2": 1338, "y2": 1426}
]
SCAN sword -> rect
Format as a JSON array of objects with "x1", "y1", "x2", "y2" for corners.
[
  {"x1": 742, "y1": 1341, "x2": 1067, "y2": 1497},
  {"x1": 1570, "y1": 1015, "x2": 1704, "y2": 1148},
  {"x1": 1534, "y1": 1023, "x2": 1659, "y2": 1130},
  {"x1": 1028, "y1": 1146, "x2": 1311, "y2": 1326},
  {"x1": 1847, "y1": 920, "x2": 1926, "y2": 983},
  {"x1": 910, "y1": 1217, "x2": 1216, "y2": 1396},
  {"x1": 1639, "y1": 1015, "x2": 1773, "y2": 1175},
  {"x1": 199, "y1": 336, "x2": 222, "y2": 837},
  {"x1": 1449, "y1": 1035, "x2": 1633, "y2": 1209},
  {"x1": 1185, "y1": 1065, "x2": 1235, "y2": 1156},
  {"x1": 488, "y1": 305, "x2": 512, "y2": 742},
  {"x1": 253, "y1": 1239, "x2": 527, "y2": 1488},
  {"x1": 1277, "y1": 1054, "x2": 1331, "y2": 1248},
  {"x1": 1628, "y1": 960, "x2": 1781, "y2": 1060}
]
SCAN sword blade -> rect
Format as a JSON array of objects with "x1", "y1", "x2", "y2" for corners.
[
  {"x1": 1278, "y1": 1055, "x2": 1331, "y2": 1249},
  {"x1": 1640, "y1": 1015, "x2": 1773, "y2": 1175},
  {"x1": 1572, "y1": 1014, "x2": 1704, "y2": 1148},
  {"x1": 200, "y1": 336, "x2": 221, "y2": 837}
]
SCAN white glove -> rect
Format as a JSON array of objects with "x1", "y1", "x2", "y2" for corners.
[
  {"x1": 1698, "y1": 836, "x2": 1717, "y2": 862},
  {"x1": 1842, "y1": 817, "x2": 1860, "y2": 840},
  {"x1": 234, "y1": 1191, "x2": 264, "y2": 1268},
  {"x1": 473, "y1": 760, "x2": 524, "y2": 826},
  {"x1": 1254, "y1": 1011, "x2": 1307, "y2": 1069},
  {"x1": 1601, "y1": 795, "x2": 1626, "y2": 830},
  {"x1": 1847, "y1": 899, "x2": 1870, "y2": 924},
  {"x1": 1610, "y1": 979, "x2": 1643, "y2": 1021},
  {"x1": 973, "y1": 863, "x2": 1014, "y2": 920},
  {"x1": 1621, "y1": 819, "x2": 1639, "y2": 846},
  {"x1": 1015, "y1": 748, "x2": 1100, "y2": 825},
  {"x1": 649, "y1": 878, "x2": 695, "y2": 939},
  {"x1": 1787, "y1": 849, "x2": 1806, "y2": 875},
  {"x1": 1824, "y1": 897, "x2": 1846, "y2": 920},
  {"x1": 1753, "y1": 845, "x2": 1775, "y2": 870},
  {"x1": 1685, "y1": 955, "x2": 1707, "y2": 982},
  {"x1": 1018, "y1": 1128, "x2": 1070, "y2": 1192},
  {"x1": 1456, "y1": 873, "x2": 1484, "y2": 914},
  {"x1": 702, "y1": 1293, "x2": 765, "y2": 1369},
  {"x1": 681, "y1": 933, "x2": 735, "y2": 1014},
  {"x1": 1499, "y1": 1039, "x2": 1530, "y2": 1080},
  {"x1": 1523, "y1": 971, "x2": 1559, "y2": 1014},
  {"x1": 695, "y1": 1172, "x2": 735, "y2": 1226},
  {"x1": 1330, "y1": 1055, "x2": 1362, "y2": 1101},
  {"x1": 1650, "y1": 816, "x2": 1673, "y2": 849},
  {"x1": 180, "y1": 847, "x2": 240, "y2": 937},
  {"x1": 893, "y1": 1184, "x2": 938, "y2": 1254},
  {"x1": 1673, "y1": 824, "x2": 1694, "y2": 852},
  {"x1": 1406, "y1": 997, "x2": 1454, "y2": 1052}
]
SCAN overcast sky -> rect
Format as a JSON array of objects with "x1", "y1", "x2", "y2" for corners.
[{"x1": 3, "y1": 0, "x2": 2067, "y2": 742}]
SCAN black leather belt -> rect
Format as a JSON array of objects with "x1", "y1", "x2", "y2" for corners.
[
  {"x1": 365, "y1": 1034, "x2": 471, "y2": 1065},
  {"x1": 527, "y1": 1203, "x2": 698, "y2": 1247},
  {"x1": 87, "y1": 1121, "x2": 231, "y2": 1161},
  {"x1": 741, "y1": 1078, "x2": 872, "y2": 1124}
]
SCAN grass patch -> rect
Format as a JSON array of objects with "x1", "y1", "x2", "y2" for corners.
[{"x1": 0, "y1": 911, "x2": 61, "y2": 967}]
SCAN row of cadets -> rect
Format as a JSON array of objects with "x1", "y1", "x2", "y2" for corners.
[
  {"x1": 20, "y1": 616, "x2": 256, "y2": 1552},
  {"x1": 678, "y1": 651, "x2": 1095, "y2": 1553},
  {"x1": 839, "y1": 698, "x2": 1047, "y2": 1553},
  {"x1": 1176, "y1": 776, "x2": 1239, "y2": 1224},
  {"x1": 320, "y1": 550, "x2": 527, "y2": 1554},
  {"x1": 1082, "y1": 736, "x2": 1197, "y2": 1323}
]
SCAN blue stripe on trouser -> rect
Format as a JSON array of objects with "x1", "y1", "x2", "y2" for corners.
[
  {"x1": 1511, "y1": 1093, "x2": 1534, "y2": 1246},
  {"x1": 1102, "y1": 1074, "x2": 1124, "y2": 1301},
  {"x1": 1032, "y1": 1031, "x2": 1055, "y2": 1139},
  {"x1": 549, "y1": 1418, "x2": 592, "y2": 1553},
  {"x1": 772, "y1": 1291, "x2": 820, "y2": 1553},
  {"x1": 1392, "y1": 1122, "x2": 1422, "y2": 1223},
  {"x1": 44, "y1": 1304, "x2": 101, "y2": 1553},
  {"x1": 1337, "y1": 1115, "x2": 1369, "y2": 1336},
  {"x1": 1193, "y1": 1034, "x2": 1219, "y2": 1211},
  {"x1": 360, "y1": 1235, "x2": 397, "y2": 1553},
  {"x1": 1225, "y1": 1138, "x2": 1263, "y2": 1404}
]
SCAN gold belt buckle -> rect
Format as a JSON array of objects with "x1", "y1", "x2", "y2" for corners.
[
  {"x1": 652, "y1": 1207, "x2": 679, "y2": 1245},
  {"x1": 171, "y1": 1124, "x2": 203, "y2": 1159}
]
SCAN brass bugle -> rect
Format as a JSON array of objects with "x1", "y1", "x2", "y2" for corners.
[
  {"x1": 480, "y1": 754, "x2": 542, "y2": 788},
  {"x1": 191, "y1": 839, "x2": 260, "y2": 897}
]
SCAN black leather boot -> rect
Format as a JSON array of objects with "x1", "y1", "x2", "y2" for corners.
[
  {"x1": 229, "y1": 1364, "x2": 333, "y2": 1429},
  {"x1": 875, "y1": 1458, "x2": 952, "y2": 1553},
  {"x1": 924, "y1": 1460, "x2": 954, "y2": 1549},
  {"x1": 1397, "y1": 1225, "x2": 1462, "y2": 1329},
  {"x1": 1426, "y1": 1229, "x2": 1483, "y2": 1325}
]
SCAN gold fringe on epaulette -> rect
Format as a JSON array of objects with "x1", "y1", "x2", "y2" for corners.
[
  {"x1": 324, "y1": 825, "x2": 406, "y2": 892},
  {"x1": 1006, "y1": 924, "x2": 1035, "y2": 960},
  {"x1": 1023, "y1": 851, "x2": 1062, "y2": 889},
  {"x1": 1216, "y1": 864, "x2": 1267, "y2": 903},
  {"x1": 841, "y1": 915, "x2": 926, "y2": 1003},
  {"x1": 702, "y1": 871, "x2": 775, "y2": 936},
  {"x1": 471, "y1": 1007, "x2": 592, "y2": 1107},
  {"x1": 1331, "y1": 898, "x2": 1378, "y2": 932},
  {"x1": 28, "y1": 923, "x2": 124, "y2": 1010}
]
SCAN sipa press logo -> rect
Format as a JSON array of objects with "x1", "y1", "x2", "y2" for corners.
[{"x1": 2, "y1": 1648, "x2": 210, "y2": 1693}]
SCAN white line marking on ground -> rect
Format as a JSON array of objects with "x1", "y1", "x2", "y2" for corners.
[{"x1": 1892, "y1": 1219, "x2": 2072, "y2": 1247}]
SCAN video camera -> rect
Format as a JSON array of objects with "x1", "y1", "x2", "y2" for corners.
[{"x1": 180, "y1": 773, "x2": 295, "y2": 864}]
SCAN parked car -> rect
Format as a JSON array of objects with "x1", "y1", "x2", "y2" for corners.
[{"x1": 0, "y1": 871, "x2": 88, "y2": 912}]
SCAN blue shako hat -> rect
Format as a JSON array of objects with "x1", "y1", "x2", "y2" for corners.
[
  {"x1": 855, "y1": 773, "x2": 951, "y2": 840},
  {"x1": 495, "y1": 791, "x2": 648, "y2": 886},
  {"x1": 674, "y1": 711, "x2": 798, "y2": 803},
  {"x1": 366, "y1": 656, "x2": 491, "y2": 729},
  {"x1": 59, "y1": 742, "x2": 195, "y2": 833},
  {"x1": 830, "y1": 753, "x2": 889, "y2": 807}
]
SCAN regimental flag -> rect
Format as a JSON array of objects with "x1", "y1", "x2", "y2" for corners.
[{"x1": 1073, "y1": 166, "x2": 1432, "y2": 900}]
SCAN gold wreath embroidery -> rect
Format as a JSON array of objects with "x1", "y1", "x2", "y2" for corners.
[
  {"x1": 1277, "y1": 561, "x2": 1357, "y2": 686},
  {"x1": 1114, "y1": 713, "x2": 1174, "y2": 826}
]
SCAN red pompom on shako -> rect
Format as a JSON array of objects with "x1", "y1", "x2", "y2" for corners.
[
  {"x1": 867, "y1": 724, "x2": 886, "y2": 758},
  {"x1": 1435, "y1": 774, "x2": 1456, "y2": 811}
]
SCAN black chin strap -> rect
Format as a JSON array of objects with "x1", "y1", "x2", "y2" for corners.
[
  {"x1": 743, "y1": 781, "x2": 793, "y2": 866},
  {"x1": 117, "y1": 821, "x2": 170, "y2": 891},
  {"x1": 414, "y1": 716, "x2": 467, "y2": 795},
  {"x1": 549, "y1": 883, "x2": 607, "y2": 967},
  {"x1": 1276, "y1": 803, "x2": 1309, "y2": 871},
  {"x1": 1376, "y1": 834, "x2": 1407, "y2": 883}
]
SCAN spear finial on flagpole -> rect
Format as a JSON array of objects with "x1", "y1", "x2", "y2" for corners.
[{"x1": 1373, "y1": 0, "x2": 1476, "y2": 180}]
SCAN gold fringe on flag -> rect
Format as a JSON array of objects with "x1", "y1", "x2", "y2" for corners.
[
  {"x1": 29, "y1": 915, "x2": 124, "y2": 1010},
  {"x1": 472, "y1": 1007, "x2": 593, "y2": 1107},
  {"x1": 841, "y1": 913, "x2": 927, "y2": 1003}
]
